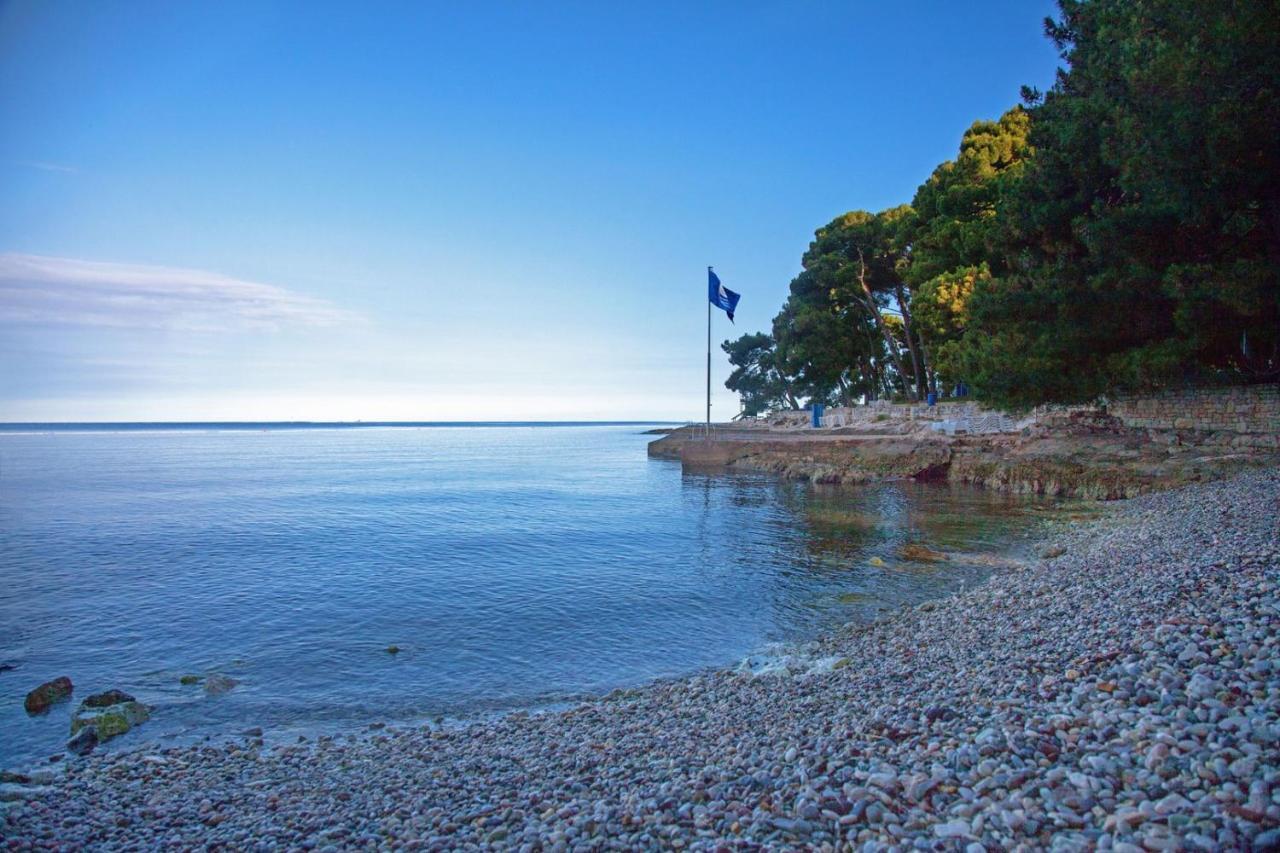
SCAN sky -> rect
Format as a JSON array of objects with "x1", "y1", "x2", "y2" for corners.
[{"x1": 0, "y1": 1, "x2": 1062, "y2": 422}]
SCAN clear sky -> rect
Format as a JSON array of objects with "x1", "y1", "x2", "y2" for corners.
[{"x1": 0, "y1": 1, "x2": 1061, "y2": 422}]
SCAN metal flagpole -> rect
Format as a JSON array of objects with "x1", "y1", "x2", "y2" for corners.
[{"x1": 706, "y1": 267, "x2": 712, "y2": 438}]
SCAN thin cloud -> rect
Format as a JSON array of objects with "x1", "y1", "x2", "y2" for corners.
[
  {"x1": 18, "y1": 160, "x2": 78, "y2": 174},
  {"x1": 0, "y1": 253, "x2": 358, "y2": 332}
]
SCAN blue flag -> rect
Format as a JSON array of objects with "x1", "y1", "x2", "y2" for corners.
[{"x1": 708, "y1": 268, "x2": 740, "y2": 322}]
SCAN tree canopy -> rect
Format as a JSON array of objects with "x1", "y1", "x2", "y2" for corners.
[
  {"x1": 959, "y1": 0, "x2": 1280, "y2": 407},
  {"x1": 723, "y1": 0, "x2": 1278, "y2": 414}
]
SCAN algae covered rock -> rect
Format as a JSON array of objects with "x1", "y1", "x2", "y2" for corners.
[
  {"x1": 24, "y1": 676, "x2": 73, "y2": 714},
  {"x1": 69, "y1": 691, "x2": 149, "y2": 741}
]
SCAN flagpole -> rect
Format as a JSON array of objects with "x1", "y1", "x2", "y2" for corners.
[{"x1": 706, "y1": 266, "x2": 712, "y2": 438}]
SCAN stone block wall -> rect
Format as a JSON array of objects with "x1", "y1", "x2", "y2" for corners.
[{"x1": 1106, "y1": 386, "x2": 1280, "y2": 435}]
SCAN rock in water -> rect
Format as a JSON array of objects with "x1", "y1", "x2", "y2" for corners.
[
  {"x1": 81, "y1": 689, "x2": 134, "y2": 708},
  {"x1": 66, "y1": 725, "x2": 98, "y2": 756},
  {"x1": 386, "y1": 645, "x2": 401, "y2": 655},
  {"x1": 204, "y1": 674, "x2": 239, "y2": 695},
  {"x1": 899, "y1": 543, "x2": 949, "y2": 562},
  {"x1": 179, "y1": 674, "x2": 201, "y2": 685},
  {"x1": 70, "y1": 692, "x2": 149, "y2": 740},
  {"x1": 24, "y1": 676, "x2": 73, "y2": 714}
]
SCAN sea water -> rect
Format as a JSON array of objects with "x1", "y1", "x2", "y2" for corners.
[{"x1": 0, "y1": 424, "x2": 1055, "y2": 767}]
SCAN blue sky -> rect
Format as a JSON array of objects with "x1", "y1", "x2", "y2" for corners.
[{"x1": 0, "y1": 1, "x2": 1061, "y2": 421}]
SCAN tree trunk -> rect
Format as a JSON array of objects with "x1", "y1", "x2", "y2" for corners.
[
  {"x1": 778, "y1": 372, "x2": 800, "y2": 410},
  {"x1": 894, "y1": 283, "x2": 926, "y2": 400},
  {"x1": 855, "y1": 251, "x2": 911, "y2": 399},
  {"x1": 917, "y1": 327, "x2": 939, "y2": 396}
]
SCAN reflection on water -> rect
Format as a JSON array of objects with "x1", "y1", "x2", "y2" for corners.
[
  {"x1": 2, "y1": 426, "x2": 1060, "y2": 767},
  {"x1": 710, "y1": 476, "x2": 1056, "y2": 628}
]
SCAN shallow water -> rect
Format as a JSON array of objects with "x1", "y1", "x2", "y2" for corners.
[{"x1": 1, "y1": 424, "x2": 1057, "y2": 767}]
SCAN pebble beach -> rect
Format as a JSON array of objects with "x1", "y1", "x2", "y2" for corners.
[{"x1": 4, "y1": 469, "x2": 1278, "y2": 851}]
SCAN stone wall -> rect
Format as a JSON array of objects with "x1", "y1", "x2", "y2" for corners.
[{"x1": 1106, "y1": 386, "x2": 1280, "y2": 435}]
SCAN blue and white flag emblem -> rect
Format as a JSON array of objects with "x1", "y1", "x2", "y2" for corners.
[{"x1": 708, "y1": 268, "x2": 740, "y2": 322}]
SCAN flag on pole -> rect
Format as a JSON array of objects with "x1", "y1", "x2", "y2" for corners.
[{"x1": 708, "y1": 268, "x2": 740, "y2": 322}]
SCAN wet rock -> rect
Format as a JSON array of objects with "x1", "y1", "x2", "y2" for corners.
[
  {"x1": 386, "y1": 645, "x2": 401, "y2": 655},
  {"x1": 0, "y1": 784, "x2": 52, "y2": 802},
  {"x1": 81, "y1": 689, "x2": 134, "y2": 708},
  {"x1": 204, "y1": 674, "x2": 239, "y2": 695},
  {"x1": 179, "y1": 674, "x2": 202, "y2": 685},
  {"x1": 899, "y1": 543, "x2": 949, "y2": 562},
  {"x1": 23, "y1": 676, "x2": 73, "y2": 714},
  {"x1": 70, "y1": 692, "x2": 149, "y2": 740},
  {"x1": 66, "y1": 725, "x2": 98, "y2": 756}
]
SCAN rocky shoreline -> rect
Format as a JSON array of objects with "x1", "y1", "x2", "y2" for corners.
[
  {"x1": 5, "y1": 470, "x2": 1279, "y2": 850},
  {"x1": 652, "y1": 416, "x2": 1280, "y2": 501}
]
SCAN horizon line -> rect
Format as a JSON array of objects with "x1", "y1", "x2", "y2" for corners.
[{"x1": 0, "y1": 419, "x2": 684, "y2": 427}]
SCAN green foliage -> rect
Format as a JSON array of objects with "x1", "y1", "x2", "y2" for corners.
[
  {"x1": 962, "y1": 0, "x2": 1279, "y2": 407},
  {"x1": 800, "y1": 206, "x2": 928, "y2": 399},
  {"x1": 720, "y1": 331, "x2": 797, "y2": 416},
  {"x1": 903, "y1": 108, "x2": 1032, "y2": 386}
]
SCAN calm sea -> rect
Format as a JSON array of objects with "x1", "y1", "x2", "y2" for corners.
[{"x1": 0, "y1": 424, "x2": 1054, "y2": 768}]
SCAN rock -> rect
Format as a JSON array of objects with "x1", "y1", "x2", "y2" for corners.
[
  {"x1": 70, "y1": 692, "x2": 149, "y2": 740},
  {"x1": 66, "y1": 725, "x2": 98, "y2": 756},
  {"x1": 1155, "y1": 793, "x2": 1191, "y2": 815},
  {"x1": 0, "y1": 663, "x2": 16, "y2": 673},
  {"x1": 0, "y1": 784, "x2": 52, "y2": 802},
  {"x1": 204, "y1": 674, "x2": 239, "y2": 695},
  {"x1": 241, "y1": 727, "x2": 264, "y2": 737},
  {"x1": 934, "y1": 820, "x2": 972, "y2": 838},
  {"x1": 899, "y1": 543, "x2": 949, "y2": 562},
  {"x1": 179, "y1": 674, "x2": 202, "y2": 685},
  {"x1": 867, "y1": 772, "x2": 899, "y2": 792},
  {"x1": 23, "y1": 676, "x2": 73, "y2": 714},
  {"x1": 1252, "y1": 829, "x2": 1280, "y2": 851},
  {"x1": 1041, "y1": 545, "x2": 1067, "y2": 559},
  {"x1": 386, "y1": 645, "x2": 401, "y2": 655},
  {"x1": 909, "y1": 777, "x2": 940, "y2": 802},
  {"x1": 81, "y1": 689, "x2": 134, "y2": 708}
]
